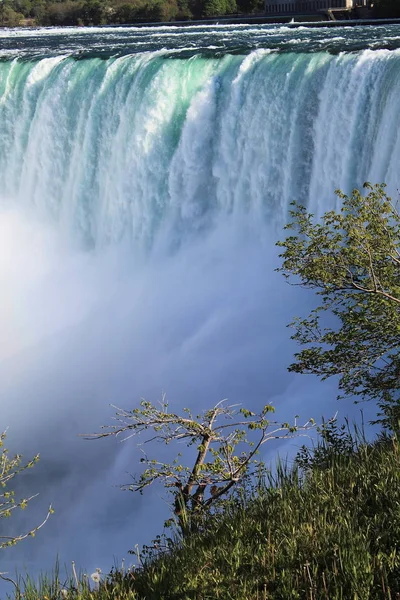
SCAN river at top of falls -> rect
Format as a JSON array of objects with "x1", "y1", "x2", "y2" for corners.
[
  {"x1": 2, "y1": 21, "x2": 400, "y2": 58},
  {"x1": 0, "y1": 23, "x2": 397, "y2": 578}
]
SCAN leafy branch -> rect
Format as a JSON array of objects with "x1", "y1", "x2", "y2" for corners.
[
  {"x1": 0, "y1": 430, "x2": 53, "y2": 549},
  {"x1": 85, "y1": 397, "x2": 316, "y2": 536},
  {"x1": 277, "y1": 182, "x2": 400, "y2": 427}
]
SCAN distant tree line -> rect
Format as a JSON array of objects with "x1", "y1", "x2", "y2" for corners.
[
  {"x1": 0, "y1": 0, "x2": 398, "y2": 28},
  {"x1": 0, "y1": 0, "x2": 263, "y2": 28}
]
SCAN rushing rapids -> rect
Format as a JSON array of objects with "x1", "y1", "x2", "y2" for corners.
[{"x1": 0, "y1": 23, "x2": 399, "y2": 574}]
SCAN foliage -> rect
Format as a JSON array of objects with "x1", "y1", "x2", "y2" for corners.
[
  {"x1": 277, "y1": 183, "x2": 400, "y2": 428},
  {"x1": 0, "y1": 431, "x2": 52, "y2": 555},
  {"x1": 0, "y1": 2, "x2": 25, "y2": 26},
  {"x1": 203, "y1": 0, "x2": 236, "y2": 17},
  {"x1": 86, "y1": 397, "x2": 314, "y2": 536},
  {"x1": 7, "y1": 562, "x2": 139, "y2": 600},
  {"x1": 13, "y1": 427, "x2": 400, "y2": 600},
  {"x1": 80, "y1": 0, "x2": 108, "y2": 25},
  {"x1": 295, "y1": 416, "x2": 357, "y2": 472},
  {"x1": 42, "y1": 0, "x2": 84, "y2": 25},
  {"x1": 0, "y1": 0, "x2": 244, "y2": 27},
  {"x1": 114, "y1": 430, "x2": 400, "y2": 599}
]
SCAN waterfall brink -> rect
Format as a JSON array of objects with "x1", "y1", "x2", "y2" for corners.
[
  {"x1": 1, "y1": 48, "x2": 400, "y2": 248},
  {"x1": 0, "y1": 28, "x2": 398, "y2": 574}
]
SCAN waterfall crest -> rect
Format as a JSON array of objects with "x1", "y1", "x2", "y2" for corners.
[{"x1": 1, "y1": 47, "x2": 400, "y2": 248}]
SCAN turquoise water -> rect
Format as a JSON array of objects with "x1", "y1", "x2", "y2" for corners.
[{"x1": 1, "y1": 28, "x2": 400, "y2": 247}]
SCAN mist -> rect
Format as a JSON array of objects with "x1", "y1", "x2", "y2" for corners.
[{"x1": 0, "y1": 200, "x2": 354, "y2": 577}]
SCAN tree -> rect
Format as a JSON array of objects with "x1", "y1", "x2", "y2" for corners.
[
  {"x1": 0, "y1": 431, "x2": 52, "y2": 553},
  {"x1": 277, "y1": 183, "x2": 400, "y2": 427},
  {"x1": 86, "y1": 398, "x2": 315, "y2": 536},
  {"x1": 202, "y1": 0, "x2": 228, "y2": 16},
  {"x1": 142, "y1": 0, "x2": 179, "y2": 21},
  {"x1": 175, "y1": 0, "x2": 192, "y2": 20},
  {"x1": 1, "y1": 2, "x2": 25, "y2": 25},
  {"x1": 44, "y1": 1, "x2": 83, "y2": 25},
  {"x1": 31, "y1": 0, "x2": 46, "y2": 21},
  {"x1": 81, "y1": 0, "x2": 109, "y2": 24}
]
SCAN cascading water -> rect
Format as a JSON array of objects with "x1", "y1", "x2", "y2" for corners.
[{"x1": 1, "y1": 23, "x2": 400, "y2": 575}]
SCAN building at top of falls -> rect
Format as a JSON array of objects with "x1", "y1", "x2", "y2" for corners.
[{"x1": 264, "y1": 0, "x2": 370, "y2": 17}]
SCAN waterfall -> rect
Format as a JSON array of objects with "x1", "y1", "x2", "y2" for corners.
[
  {"x1": 0, "y1": 28, "x2": 399, "y2": 574},
  {"x1": 2, "y1": 47, "x2": 400, "y2": 248}
]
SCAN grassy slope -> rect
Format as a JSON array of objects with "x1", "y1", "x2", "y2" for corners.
[
  {"x1": 13, "y1": 433, "x2": 400, "y2": 600},
  {"x1": 129, "y1": 437, "x2": 400, "y2": 599}
]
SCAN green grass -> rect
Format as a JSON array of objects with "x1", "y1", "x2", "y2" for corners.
[
  {"x1": 5, "y1": 562, "x2": 139, "y2": 600},
  {"x1": 8, "y1": 429, "x2": 400, "y2": 600}
]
